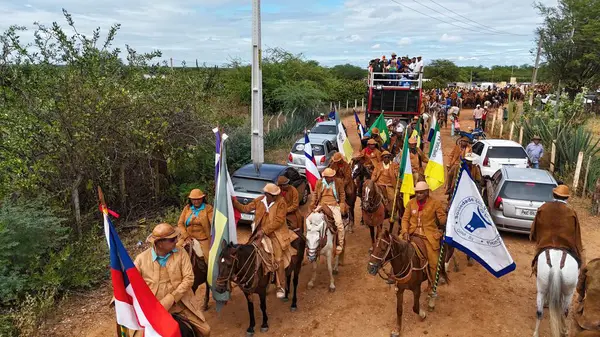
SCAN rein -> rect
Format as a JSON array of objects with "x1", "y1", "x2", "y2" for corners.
[
  {"x1": 215, "y1": 244, "x2": 259, "y2": 293},
  {"x1": 368, "y1": 233, "x2": 420, "y2": 284},
  {"x1": 307, "y1": 218, "x2": 332, "y2": 260},
  {"x1": 362, "y1": 183, "x2": 383, "y2": 213}
]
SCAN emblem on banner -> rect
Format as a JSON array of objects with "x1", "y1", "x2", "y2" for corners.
[{"x1": 452, "y1": 196, "x2": 501, "y2": 247}]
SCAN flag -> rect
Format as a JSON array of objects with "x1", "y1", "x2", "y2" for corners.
[
  {"x1": 208, "y1": 134, "x2": 238, "y2": 310},
  {"x1": 427, "y1": 112, "x2": 438, "y2": 142},
  {"x1": 398, "y1": 132, "x2": 414, "y2": 206},
  {"x1": 334, "y1": 110, "x2": 354, "y2": 162},
  {"x1": 304, "y1": 131, "x2": 321, "y2": 191},
  {"x1": 445, "y1": 162, "x2": 516, "y2": 278},
  {"x1": 369, "y1": 114, "x2": 390, "y2": 146},
  {"x1": 354, "y1": 109, "x2": 366, "y2": 139},
  {"x1": 424, "y1": 123, "x2": 445, "y2": 191},
  {"x1": 213, "y1": 127, "x2": 221, "y2": 183},
  {"x1": 102, "y1": 207, "x2": 181, "y2": 337}
]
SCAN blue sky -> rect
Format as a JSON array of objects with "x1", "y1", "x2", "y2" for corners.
[{"x1": 0, "y1": 0, "x2": 557, "y2": 67}]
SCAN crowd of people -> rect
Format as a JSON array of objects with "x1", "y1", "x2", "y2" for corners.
[{"x1": 368, "y1": 53, "x2": 424, "y2": 87}]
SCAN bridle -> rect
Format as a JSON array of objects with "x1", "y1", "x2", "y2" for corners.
[
  {"x1": 306, "y1": 217, "x2": 331, "y2": 260},
  {"x1": 368, "y1": 232, "x2": 424, "y2": 285},
  {"x1": 362, "y1": 182, "x2": 382, "y2": 213},
  {"x1": 215, "y1": 244, "x2": 259, "y2": 293}
]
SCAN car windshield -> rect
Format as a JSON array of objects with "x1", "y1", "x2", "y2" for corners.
[
  {"x1": 487, "y1": 146, "x2": 528, "y2": 159},
  {"x1": 500, "y1": 182, "x2": 556, "y2": 202},
  {"x1": 310, "y1": 125, "x2": 337, "y2": 135},
  {"x1": 231, "y1": 177, "x2": 270, "y2": 194},
  {"x1": 291, "y1": 143, "x2": 325, "y2": 155}
]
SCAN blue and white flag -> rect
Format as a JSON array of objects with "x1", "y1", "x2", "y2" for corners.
[{"x1": 445, "y1": 161, "x2": 516, "y2": 278}]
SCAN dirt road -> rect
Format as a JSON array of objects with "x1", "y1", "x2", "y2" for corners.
[{"x1": 44, "y1": 110, "x2": 600, "y2": 337}]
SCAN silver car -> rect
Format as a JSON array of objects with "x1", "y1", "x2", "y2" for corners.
[
  {"x1": 309, "y1": 120, "x2": 339, "y2": 144},
  {"x1": 287, "y1": 135, "x2": 337, "y2": 174},
  {"x1": 483, "y1": 167, "x2": 558, "y2": 235}
]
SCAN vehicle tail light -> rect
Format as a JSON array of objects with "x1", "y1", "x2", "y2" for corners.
[
  {"x1": 494, "y1": 196, "x2": 503, "y2": 210},
  {"x1": 320, "y1": 156, "x2": 326, "y2": 164},
  {"x1": 483, "y1": 156, "x2": 490, "y2": 167},
  {"x1": 288, "y1": 154, "x2": 293, "y2": 163}
]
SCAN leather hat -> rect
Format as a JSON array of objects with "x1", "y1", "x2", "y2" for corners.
[
  {"x1": 322, "y1": 168, "x2": 336, "y2": 177},
  {"x1": 381, "y1": 150, "x2": 392, "y2": 157},
  {"x1": 552, "y1": 185, "x2": 570, "y2": 198},
  {"x1": 408, "y1": 137, "x2": 417, "y2": 145},
  {"x1": 457, "y1": 136, "x2": 470, "y2": 144},
  {"x1": 367, "y1": 139, "x2": 377, "y2": 145},
  {"x1": 188, "y1": 188, "x2": 205, "y2": 199},
  {"x1": 371, "y1": 128, "x2": 380, "y2": 135},
  {"x1": 353, "y1": 152, "x2": 365, "y2": 159},
  {"x1": 147, "y1": 223, "x2": 180, "y2": 243},
  {"x1": 414, "y1": 181, "x2": 430, "y2": 192},
  {"x1": 413, "y1": 115, "x2": 419, "y2": 120},
  {"x1": 532, "y1": 135, "x2": 541, "y2": 140},
  {"x1": 263, "y1": 183, "x2": 281, "y2": 195},
  {"x1": 332, "y1": 152, "x2": 344, "y2": 162},
  {"x1": 276, "y1": 176, "x2": 290, "y2": 186}
]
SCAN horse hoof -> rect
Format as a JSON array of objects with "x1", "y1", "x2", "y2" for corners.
[
  {"x1": 260, "y1": 327, "x2": 269, "y2": 333},
  {"x1": 246, "y1": 331, "x2": 255, "y2": 337},
  {"x1": 467, "y1": 260, "x2": 474, "y2": 267},
  {"x1": 368, "y1": 247, "x2": 373, "y2": 254},
  {"x1": 281, "y1": 297, "x2": 289, "y2": 302},
  {"x1": 391, "y1": 332, "x2": 400, "y2": 337},
  {"x1": 333, "y1": 270, "x2": 339, "y2": 275},
  {"x1": 307, "y1": 283, "x2": 314, "y2": 290},
  {"x1": 329, "y1": 286, "x2": 336, "y2": 293},
  {"x1": 419, "y1": 309, "x2": 427, "y2": 321},
  {"x1": 290, "y1": 306, "x2": 297, "y2": 312},
  {"x1": 428, "y1": 305, "x2": 435, "y2": 312},
  {"x1": 201, "y1": 304, "x2": 209, "y2": 311}
]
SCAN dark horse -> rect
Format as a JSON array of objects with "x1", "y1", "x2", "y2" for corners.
[
  {"x1": 215, "y1": 237, "x2": 305, "y2": 336},
  {"x1": 183, "y1": 241, "x2": 211, "y2": 311},
  {"x1": 367, "y1": 229, "x2": 429, "y2": 337}
]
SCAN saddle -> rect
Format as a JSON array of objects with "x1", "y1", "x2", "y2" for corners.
[
  {"x1": 408, "y1": 235, "x2": 432, "y2": 284},
  {"x1": 531, "y1": 248, "x2": 575, "y2": 276},
  {"x1": 315, "y1": 208, "x2": 341, "y2": 255}
]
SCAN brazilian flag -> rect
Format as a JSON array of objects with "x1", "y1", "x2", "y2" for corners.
[{"x1": 368, "y1": 114, "x2": 390, "y2": 146}]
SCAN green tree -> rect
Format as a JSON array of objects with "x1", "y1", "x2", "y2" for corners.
[
  {"x1": 536, "y1": 0, "x2": 600, "y2": 97},
  {"x1": 424, "y1": 59, "x2": 461, "y2": 85},
  {"x1": 329, "y1": 64, "x2": 367, "y2": 81}
]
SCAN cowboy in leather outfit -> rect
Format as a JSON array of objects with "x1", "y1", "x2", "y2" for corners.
[
  {"x1": 573, "y1": 258, "x2": 600, "y2": 336},
  {"x1": 407, "y1": 137, "x2": 429, "y2": 182},
  {"x1": 400, "y1": 181, "x2": 447, "y2": 285},
  {"x1": 447, "y1": 136, "x2": 472, "y2": 169},
  {"x1": 446, "y1": 153, "x2": 482, "y2": 201},
  {"x1": 361, "y1": 139, "x2": 382, "y2": 170},
  {"x1": 310, "y1": 168, "x2": 346, "y2": 255},
  {"x1": 133, "y1": 223, "x2": 211, "y2": 337},
  {"x1": 232, "y1": 183, "x2": 289, "y2": 299},
  {"x1": 177, "y1": 189, "x2": 213, "y2": 262},
  {"x1": 277, "y1": 176, "x2": 303, "y2": 233},
  {"x1": 371, "y1": 150, "x2": 399, "y2": 214}
]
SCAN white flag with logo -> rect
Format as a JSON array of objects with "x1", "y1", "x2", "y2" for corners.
[{"x1": 446, "y1": 162, "x2": 516, "y2": 278}]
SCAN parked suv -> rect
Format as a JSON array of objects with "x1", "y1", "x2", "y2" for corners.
[
  {"x1": 287, "y1": 135, "x2": 338, "y2": 174},
  {"x1": 231, "y1": 164, "x2": 308, "y2": 224},
  {"x1": 483, "y1": 167, "x2": 557, "y2": 234},
  {"x1": 471, "y1": 139, "x2": 529, "y2": 178}
]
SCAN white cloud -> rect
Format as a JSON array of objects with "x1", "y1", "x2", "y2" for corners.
[
  {"x1": 440, "y1": 33, "x2": 462, "y2": 42},
  {"x1": 398, "y1": 37, "x2": 412, "y2": 46},
  {"x1": 371, "y1": 43, "x2": 381, "y2": 49}
]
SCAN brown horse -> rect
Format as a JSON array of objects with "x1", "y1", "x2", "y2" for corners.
[
  {"x1": 361, "y1": 179, "x2": 386, "y2": 252},
  {"x1": 367, "y1": 229, "x2": 429, "y2": 337},
  {"x1": 183, "y1": 241, "x2": 211, "y2": 311}
]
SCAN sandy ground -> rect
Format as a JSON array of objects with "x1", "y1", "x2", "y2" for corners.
[{"x1": 42, "y1": 110, "x2": 600, "y2": 337}]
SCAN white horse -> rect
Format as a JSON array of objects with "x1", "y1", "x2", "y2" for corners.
[
  {"x1": 533, "y1": 249, "x2": 579, "y2": 337},
  {"x1": 305, "y1": 212, "x2": 339, "y2": 292}
]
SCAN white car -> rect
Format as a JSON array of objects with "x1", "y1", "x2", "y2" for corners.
[{"x1": 471, "y1": 139, "x2": 530, "y2": 177}]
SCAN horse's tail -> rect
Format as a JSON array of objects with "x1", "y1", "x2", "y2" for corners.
[{"x1": 547, "y1": 258, "x2": 563, "y2": 337}]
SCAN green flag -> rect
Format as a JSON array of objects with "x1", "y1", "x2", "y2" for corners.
[{"x1": 368, "y1": 114, "x2": 390, "y2": 146}]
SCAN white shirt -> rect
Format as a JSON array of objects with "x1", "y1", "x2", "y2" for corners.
[{"x1": 415, "y1": 60, "x2": 424, "y2": 73}]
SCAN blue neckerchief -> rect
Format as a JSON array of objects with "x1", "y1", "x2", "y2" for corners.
[
  {"x1": 321, "y1": 179, "x2": 339, "y2": 202},
  {"x1": 186, "y1": 203, "x2": 205, "y2": 227},
  {"x1": 152, "y1": 248, "x2": 178, "y2": 267}
]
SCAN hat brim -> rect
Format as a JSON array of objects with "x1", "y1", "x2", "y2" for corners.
[
  {"x1": 147, "y1": 228, "x2": 180, "y2": 243},
  {"x1": 415, "y1": 187, "x2": 429, "y2": 192},
  {"x1": 552, "y1": 188, "x2": 570, "y2": 198}
]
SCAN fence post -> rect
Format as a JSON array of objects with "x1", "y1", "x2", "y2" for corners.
[
  {"x1": 550, "y1": 141, "x2": 556, "y2": 173},
  {"x1": 362, "y1": 98, "x2": 365, "y2": 112},
  {"x1": 499, "y1": 122, "x2": 504, "y2": 138},
  {"x1": 330, "y1": 102, "x2": 332, "y2": 111},
  {"x1": 583, "y1": 156, "x2": 592, "y2": 197},
  {"x1": 519, "y1": 126, "x2": 524, "y2": 145},
  {"x1": 573, "y1": 152, "x2": 584, "y2": 194},
  {"x1": 267, "y1": 115, "x2": 274, "y2": 133},
  {"x1": 509, "y1": 122, "x2": 515, "y2": 141},
  {"x1": 276, "y1": 110, "x2": 283, "y2": 128},
  {"x1": 354, "y1": 99, "x2": 358, "y2": 108},
  {"x1": 491, "y1": 113, "x2": 497, "y2": 137},
  {"x1": 346, "y1": 100, "x2": 349, "y2": 111},
  {"x1": 291, "y1": 107, "x2": 297, "y2": 119}
]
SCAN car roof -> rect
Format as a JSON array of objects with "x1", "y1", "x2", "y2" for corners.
[
  {"x1": 501, "y1": 167, "x2": 556, "y2": 184},
  {"x1": 232, "y1": 163, "x2": 288, "y2": 181},
  {"x1": 294, "y1": 135, "x2": 331, "y2": 145},
  {"x1": 477, "y1": 139, "x2": 523, "y2": 147},
  {"x1": 313, "y1": 121, "x2": 337, "y2": 127}
]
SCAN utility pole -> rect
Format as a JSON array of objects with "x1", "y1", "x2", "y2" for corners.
[
  {"x1": 530, "y1": 37, "x2": 543, "y2": 105},
  {"x1": 170, "y1": 57, "x2": 173, "y2": 69},
  {"x1": 470, "y1": 70, "x2": 473, "y2": 89},
  {"x1": 251, "y1": 0, "x2": 264, "y2": 171}
]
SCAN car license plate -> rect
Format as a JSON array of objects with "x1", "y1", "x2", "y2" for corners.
[
  {"x1": 517, "y1": 208, "x2": 537, "y2": 217},
  {"x1": 503, "y1": 164, "x2": 516, "y2": 167},
  {"x1": 241, "y1": 213, "x2": 255, "y2": 221}
]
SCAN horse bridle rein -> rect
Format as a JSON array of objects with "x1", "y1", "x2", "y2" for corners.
[
  {"x1": 368, "y1": 233, "x2": 418, "y2": 284},
  {"x1": 307, "y1": 217, "x2": 331, "y2": 260},
  {"x1": 215, "y1": 244, "x2": 259, "y2": 293}
]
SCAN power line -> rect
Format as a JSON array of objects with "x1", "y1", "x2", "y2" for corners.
[{"x1": 426, "y1": 0, "x2": 529, "y2": 36}]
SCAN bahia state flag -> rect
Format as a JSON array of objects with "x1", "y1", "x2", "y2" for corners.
[
  {"x1": 304, "y1": 131, "x2": 321, "y2": 191},
  {"x1": 398, "y1": 131, "x2": 415, "y2": 206},
  {"x1": 208, "y1": 134, "x2": 238, "y2": 310},
  {"x1": 102, "y1": 206, "x2": 181, "y2": 337},
  {"x1": 424, "y1": 122, "x2": 445, "y2": 191},
  {"x1": 445, "y1": 161, "x2": 516, "y2": 278},
  {"x1": 334, "y1": 110, "x2": 354, "y2": 162},
  {"x1": 353, "y1": 109, "x2": 366, "y2": 139}
]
